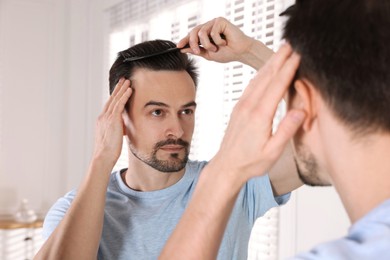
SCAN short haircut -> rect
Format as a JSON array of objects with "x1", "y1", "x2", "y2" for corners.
[
  {"x1": 109, "y1": 39, "x2": 198, "y2": 94},
  {"x1": 283, "y1": 0, "x2": 390, "y2": 134}
]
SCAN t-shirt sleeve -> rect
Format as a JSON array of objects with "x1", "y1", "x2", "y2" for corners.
[
  {"x1": 288, "y1": 237, "x2": 389, "y2": 260},
  {"x1": 241, "y1": 174, "x2": 290, "y2": 224},
  {"x1": 288, "y1": 211, "x2": 390, "y2": 260},
  {"x1": 42, "y1": 190, "x2": 76, "y2": 240}
]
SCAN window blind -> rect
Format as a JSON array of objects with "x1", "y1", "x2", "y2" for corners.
[{"x1": 107, "y1": 0, "x2": 193, "y2": 31}]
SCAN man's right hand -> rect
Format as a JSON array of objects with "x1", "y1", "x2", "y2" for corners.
[
  {"x1": 177, "y1": 17, "x2": 273, "y2": 69},
  {"x1": 92, "y1": 78, "x2": 132, "y2": 167},
  {"x1": 34, "y1": 79, "x2": 132, "y2": 260}
]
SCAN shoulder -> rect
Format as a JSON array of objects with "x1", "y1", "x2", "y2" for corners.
[
  {"x1": 186, "y1": 160, "x2": 208, "y2": 174},
  {"x1": 292, "y1": 201, "x2": 390, "y2": 260},
  {"x1": 42, "y1": 190, "x2": 77, "y2": 239}
]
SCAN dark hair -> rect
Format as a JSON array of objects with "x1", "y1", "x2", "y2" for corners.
[
  {"x1": 283, "y1": 0, "x2": 390, "y2": 134},
  {"x1": 109, "y1": 40, "x2": 198, "y2": 94}
]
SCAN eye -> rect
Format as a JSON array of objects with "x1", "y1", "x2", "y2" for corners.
[
  {"x1": 151, "y1": 109, "x2": 164, "y2": 117},
  {"x1": 181, "y1": 109, "x2": 194, "y2": 115}
]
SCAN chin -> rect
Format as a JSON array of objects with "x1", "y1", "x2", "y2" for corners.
[
  {"x1": 293, "y1": 140, "x2": 331, "y2": 187},
  {"x1": 298, "y1": 170, "x2": 332, "y2": 187}
]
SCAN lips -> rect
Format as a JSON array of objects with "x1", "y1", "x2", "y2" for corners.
[
  {"x1": 159, "y1": 145, "x2": 184, "y2": 152},
  {"x1": 154, "y1": 139, "x2": 189, "y2": 153}
]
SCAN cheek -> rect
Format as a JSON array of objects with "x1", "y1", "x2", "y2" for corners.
[
  {"x1": 128, "y1": 127, "x2": 159, "y2": 152},
  {"x1": 182, "y1": 119, "x2": 195, "y2": 136},
  {"x1": 125, "y1": 116, "x2": 154, "y2": 147}
]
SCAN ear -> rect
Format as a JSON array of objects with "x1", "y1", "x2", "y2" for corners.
[{"x1": 288, "y1": 79, "x2": 318, "y2": 132}]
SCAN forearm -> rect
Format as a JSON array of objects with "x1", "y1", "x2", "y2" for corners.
[
  {"x1": 34, "y1": 158, "x2": 114, "y2": 260},
  {"x1": 239, "y1": 39, "x2": 274, "y2": 70},
  {"x1": 269, "y1": 142, "x2": 303, "y2": 196},
  {"x1": 159, "y1": 159, "x2": 246, "y2": 260}
]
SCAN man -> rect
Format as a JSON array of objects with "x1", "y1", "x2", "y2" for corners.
[
  {"x1": 161, "y1": 1, "x2": 390, "y2": 259},
  {"x1": 35, "y1": 39, "x2": 301, "y2": 259}
]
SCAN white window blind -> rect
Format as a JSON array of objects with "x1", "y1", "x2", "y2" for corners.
[
  {"x1": 0, "y1": 227, "x2": 44, "y2": 260},
  {"x1": 106, "y1": 0, "x2": 291, "y2": 259}
]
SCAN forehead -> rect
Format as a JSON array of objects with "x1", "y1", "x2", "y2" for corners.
[{"x1": 130, "y1": 68, "x2": 196, "y2": 105}]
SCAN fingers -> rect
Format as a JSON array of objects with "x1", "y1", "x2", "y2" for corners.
[
  {"x1": 177, "y1": 17, "x2": 229, "y2": 55},
  {"x1": 257, "y1": 52, "x2": 300, "y2": 117},
  {"x1": 187, "y1": 25, "x2": 203, "y2": 54},
  {"x1": 240, "y1": 44, "x2": 294, "y2": 103},
  {"x1": 209, "y1": 30, "x2": 227, "y2": 47},
  {"x1": 265, "y1": 109, "x2": 305, "y2": 161},
  {"x1": 229, "y1": 44, "x2": 301, "y2": 167},
  {"x1": 113, "y1": 85, "x2": 132, "y2": 114},
  {"x1": 177, "y1": 35, "x2": 190, "y2": 49},
  {"x1": 261, "y1": 43, "x2": 294, "y2": 74},
  {"x1": 197, "y1": 19, "x2": 223, "y2": 52},
  {"x1": 105, "y1": 79, "x2": 131, "y2": 114},
  {"x1": 252, "y1": 46, "x2": 302, "y2": 166},
  {"x1": 103, "y1": 78, "x2": 125, "y2": 112}
]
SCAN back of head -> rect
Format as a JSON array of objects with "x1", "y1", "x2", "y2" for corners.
[
  {"x1": 109, "y1": 39, "x2": 198, "y2": 94},
  {"x1": 283, "y1": 0, "x2": 390, "y2": 134}
]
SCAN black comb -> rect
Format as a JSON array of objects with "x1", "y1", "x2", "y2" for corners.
[{"x1": 123, "y1": 34, "x2": 226, "y2": 62}]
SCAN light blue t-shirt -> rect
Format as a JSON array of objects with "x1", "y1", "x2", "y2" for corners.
[
  {"x1": 43, "y1": 160, "x2": 289, "y2": 260},
  {"x1": 291, "y1": 199, "x2": 390, "y2": 260}
]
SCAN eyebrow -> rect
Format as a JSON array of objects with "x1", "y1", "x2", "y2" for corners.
[{"x1": 144, "y1": 100, "x2": 197, "y2": 109}]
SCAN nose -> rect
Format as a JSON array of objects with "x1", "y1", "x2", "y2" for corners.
[{"x1": 165, "y1": 116, "x2": 184, "y2": 139}]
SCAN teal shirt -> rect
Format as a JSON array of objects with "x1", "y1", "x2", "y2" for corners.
[{"x1": 43, "y1": 160, "x2": 289, "y2": 260}]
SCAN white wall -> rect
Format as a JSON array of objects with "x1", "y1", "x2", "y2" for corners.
[
  {"x1": 279, "y1": 187, "x2": 350, "y2": 258},
  {"x1": 0, "y1": 0, "x2": 106, "y2": 217}
]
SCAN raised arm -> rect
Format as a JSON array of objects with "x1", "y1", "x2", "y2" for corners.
[
  {"x1": 177, "y1": 17, "x2": 273, "y2": 70},
  {"x1": 159, "y1": 44, "x2": 305, "y2": 260},
  {"x1": 269, "y1": 139, "x2": 302, "y2": 196},
  {"x1": 34, "y1": 79, "x2": 132, "y2": 260}
]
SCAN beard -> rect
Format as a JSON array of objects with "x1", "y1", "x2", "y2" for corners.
[
  {"x1": 129, "y1": 138, "x2": 190, "y2": 173},
  {"x1": 295, "y1": 142, "x2": 331, "y2": 187}
]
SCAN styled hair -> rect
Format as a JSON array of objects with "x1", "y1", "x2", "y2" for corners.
[
  {"x1": 283, "y1": 0, "x2": 390, "y2": 134},
  {"x1": 109, "y1": 39, "x2": 198, "y2": 94}
]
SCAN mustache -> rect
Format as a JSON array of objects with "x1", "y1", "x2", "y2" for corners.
[{"x1": 154, "y1": 139, "x2": 189, "y2": 149}]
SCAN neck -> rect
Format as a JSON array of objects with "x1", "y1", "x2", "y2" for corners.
[
  {"x1": 325, "y1": 130, "x2": 390, "y2": 223},
  {"x1": 123, "y1": 153, "x2": 186, "y2": 192}
]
